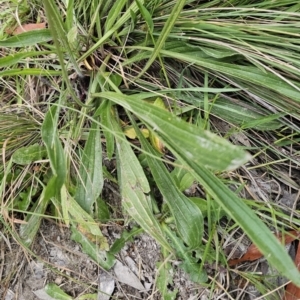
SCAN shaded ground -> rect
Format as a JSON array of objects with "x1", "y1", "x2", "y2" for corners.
[{"x1": 1, "y1": 218, "x2": 209, "y2": 299}]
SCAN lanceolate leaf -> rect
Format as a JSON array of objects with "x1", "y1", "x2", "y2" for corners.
[
  {"x1": 95, "y1": 100, "x2": 115, "y2": 160},
  {"x1": 75, "y1": 116, "x2": 103, "y2": 213},
  {"x1": 163, "y1": 224, "x2": 208, "y2": 283},
  {"x1": 112, "y1": 116, "x2": 172, "y2": 252},
  {"x1": 117, "y1": 145, "x2": 172, "y2": 252},
  {"x1": 41, "y1": 105, "x2": 66, "y2": 195},
  {"x1": 104, "y1": 0, "x2": 127, "y2": 32},
  {"x1": 19, "y1": 181, "x2": 54, "y2": 247},
  {"x1": 135, "y1": 0, "x2": 154, "y2": 33},
  {"x1": 132, "y1": 117, "x2": 203, "y2": 249},
  {"x1": 93, "y1": 92, "x2": 251, "y2": 171},
  {"x1": 0, "y1": 29, "x2": 52, "y2": 47},
  {"x1": 210, "y1": 99, "x2": 282, "y2": 131},
  {"x1": 0, "y1": 69, "x2": 62, "y2": 77},
  {"x1": 71, "y1": 226, "x2": 115, "y2": 270}
]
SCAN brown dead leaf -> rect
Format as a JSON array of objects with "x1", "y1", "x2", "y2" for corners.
[
  {"x1": 6, "y1": 22, "x2": 46, "y2": 35},
  {"x1": 284, "y1": 243, "x2": 300, "y2": 300},
  {"x1": 228, "y1": 230, "x2": 299, "y2": 266}
]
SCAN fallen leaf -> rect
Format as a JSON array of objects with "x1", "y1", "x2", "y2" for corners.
[
  {"x1": 7, "y1": 23, "x2": 46, "y2": 35},
  {"x1": 284, "y1": 243, "x2": 300, "y2": 299},
  {"x1": 228, "y1": 230, "x2": 299, "y2": 266}
]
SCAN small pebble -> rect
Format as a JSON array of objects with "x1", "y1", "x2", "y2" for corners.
[{"x1": 55, "y1": 277, "x2": 62, "y2": 285}]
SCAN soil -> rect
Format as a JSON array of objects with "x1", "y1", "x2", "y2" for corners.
[{"x1": 1, "y1": 218, "x2": 210, "y2": 300}]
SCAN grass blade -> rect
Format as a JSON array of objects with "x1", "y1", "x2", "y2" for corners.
[
  {"x1": 137, "y1": 0, "x2": 186, "y2": 77},
  {"x1": 186, "y1": 161, "x2": 300, "y2": 286}
]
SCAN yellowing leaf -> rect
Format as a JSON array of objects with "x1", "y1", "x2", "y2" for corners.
[
  {"x1": 149, "y1": 131, "x2": 165, "y2": 153},
  {"x1": 153, "y1": 97, "x2": 166, "y2": 109},
  {"x1": 124, "y1": 127, "x2": 149, "y2": 139},
  {"x1": 124, "y1": 127, "x2": 137, "y2": 139}
]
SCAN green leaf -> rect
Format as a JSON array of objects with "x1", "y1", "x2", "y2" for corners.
[
  {"x1": 0, "y1": 69, "x2": 62, "y2": 77},
  {"x1": 71, "y1": 226, "x2": 115, "y2": 270},
  {"x1": 109, "y1": 227, "x2": 142, "y2": 256},
  {"x1": 95, "y1": 100, "x2": 115, "y2": 160},
  {"x1": 104, "y1": 0, "x2": 127, "y2": 32},
  {"x1": 171, "y1": 162, "x2": 195, "y2": 192},
  {"x1": 65, "y1": 0, "x2": 74, "y2": 31},
  {"x1": 67, "y1": 194, "x2": 106, "y2": 240},
  {"x1": 163, "y1": 224, "x2": 208, "y2": 283},
  {"x1": 156, "y1": 261, "x2": 178, "y2": 300},
  {"x1": 15, "y1": 193, "x2": 31, "y2": 211},
  {"x1": 74, "y1": 116, "x2": 103, "y2": 213},
  {"x1": 137, "y1": 0, "x2": 186, "y2": 77},
  {"x1": 241, "y1": 113, "x2": 284, "y2": 131},
  {"x1": 93, "y1": 92, "x2": 251, "y2": 171},
  {"x1": 183, "y1": 161, "x2": 300, "y2": 286},
  {"x1": 200, "y1": 46, "x2": 238, "y2": 59},
  {"x1": 0, "y1": 51, "x2": 51, "y2": 68},
  {"x1": 210, "y1": 99, "x2": 282, "y2": 131},
  {"x1": 96, "y1": 198, "x2": 110, "y2": 222},
  {"x1": 19, "y1": 184, "x2": 51, "y2": 247},
  {"x1": 41, "y1": 105, "x2": 66, "y2": 195},
  {"x1": 112, "y1": 115, "x2": 173, "y2": 252},
  {"x1": 45, "y1": 283, "x2": 73, "y2": 300},
  {"x1": 135, "y1": 0, "x2": 154, "y2": 33},
  {"x1": 12, "y1": 144, "x2": 46, "y2": 165},
  {"x1": 133, "y1": 119, "x2": 203, "y2": 249},
  {"x1": 0, "y1": 29, "x2": 52, "y2": 47}
]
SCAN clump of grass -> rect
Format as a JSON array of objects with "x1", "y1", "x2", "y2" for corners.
[{"x1": 1, "y1": 0, "x2": 300, "y2": 298}]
